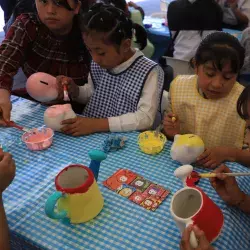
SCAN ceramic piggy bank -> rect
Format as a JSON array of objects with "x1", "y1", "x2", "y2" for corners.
[
  {"x1": 26, "y1": 72, "x2": 58, "y2": 102},
  {"x1": 44, "y1": 104, "x2": 76, "y2": 131},
  {"x1": 171, "y1": 134, "x2": 205, "y2": 164}
]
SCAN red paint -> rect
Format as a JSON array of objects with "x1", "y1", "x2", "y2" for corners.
[
  {"x1": 191, "y1": 187, "x2": 224, "y2": 242},
  {"x1": 185, "y1": 184, "x2": 224, "y2": 243},
  {"x1": 186, "y1": 171, "x2": 200, "y2": 186},
  {"x1": 55, "y1": 164, "x2": 94, "y2": 194}
]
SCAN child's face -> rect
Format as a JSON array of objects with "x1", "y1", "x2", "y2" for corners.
[
  {"x1": 83, "y1": 32, "x2": 131, "y2": 70},
  {"x1": 36, "y1": 0, "x2": 80, "y2": 35},
  {"x1": 195, "y1": 61, "x2": 237, "y2": 99}
]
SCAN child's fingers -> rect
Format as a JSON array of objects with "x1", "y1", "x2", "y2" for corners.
[
  {"x1": 180, "y1": 225, "x2": 193, "y2": 250},
  {"x1": 61, "y1": 117, "x2": 77, "y2": 125},
  {"x1": 204, "y1": 160, "x2": 216, "y2": 168},
  {"x1": 192, "y1": 225, "x2": 210, "y2": 249},
  {"x1": 196, "y1": 149, "x2": 210, "y2": 161},
  {"x1": 61, "y1": 124, "x2": 77, "y2": 134}
]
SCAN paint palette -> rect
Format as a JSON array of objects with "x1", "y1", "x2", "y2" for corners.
[
  {"x1": 103, "y1": 169, "x2": 170, "y2": 211},
  {"x1": 22, "y1": 127, "x2": 54, "y2": 151}
]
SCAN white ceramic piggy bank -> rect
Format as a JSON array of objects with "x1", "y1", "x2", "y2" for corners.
[
  {"x1": 26, "y1": 72, "x2": 58, "y2": 102},
  {"x1": 44, "y1": 104, "x2": 76, "y2": 131},
  {"x1": 171, "y1": 134, "x2": 205, "y2": 164}
]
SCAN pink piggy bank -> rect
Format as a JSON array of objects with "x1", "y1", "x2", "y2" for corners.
[
  {"x1": 44, "y1": 104, "x2": 76, "y2": 131},
  {"x1": 26, "y1": 72, "x2": 58, "y2": 102}
]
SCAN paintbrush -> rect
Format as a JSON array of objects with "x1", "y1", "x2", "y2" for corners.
[
  {"x1": 4, "y1": 120, "x2": 30, "y2": 132},
  {"x1": 63, "y1": 85, "x2": 70, "y2": 102},
  {"x1": 191, "y1": 172, "x2": 250, "y2": 179}
]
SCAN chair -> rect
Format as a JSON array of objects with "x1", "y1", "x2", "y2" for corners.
[{"x1": 163, "y1": 56, "x2": 194, "y2": 78}]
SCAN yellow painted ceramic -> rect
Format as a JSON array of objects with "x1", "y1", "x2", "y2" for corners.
[
  {"x1": 138, "y1": 131, "x2": 167, "y2": 155},
  {"x1": 45, "y1": 164, "x2": 104, "y2": 224},
  {"x1": 58, "y1": 180, "x2": 104, "y2": 223}
]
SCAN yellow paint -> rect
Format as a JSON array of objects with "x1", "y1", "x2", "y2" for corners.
[
  {"x1": 199, "y1": 173, "x2": 217, "y2": 178},
  {"x1": 57, "y1": 180, "x2": 104, "y2": 223},
  {"x1": 174, "y1": 134, "x2": 204, "y2": 148},
  {"x1": 138, "y1": 131, "x2": 167, "y2": 155}
]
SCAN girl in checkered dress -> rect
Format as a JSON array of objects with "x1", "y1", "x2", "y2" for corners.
[
  {"x1": 56, "y1": 3, "x2": 164, "y2": 136},
  {"x1": 163, "y1": 32, "x2": 250, "y2": 168}
]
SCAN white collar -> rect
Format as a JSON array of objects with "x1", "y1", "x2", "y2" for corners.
[{"x1": 110, "y1": 49, "x2": 144, "y2": 74}]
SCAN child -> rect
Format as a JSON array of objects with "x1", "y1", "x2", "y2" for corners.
[
  {"x1": 104, "y1": 0, "x2": 154, "y2": 59},
  {"x1": 163, "y1": 31, "x2": 250, "y2": 168},
  {"x1": 0, "y1": 0, "x2": 90, "y2": 125},
  {"x1": 58, "y1": 3, "x2": 164, "y2": 136},
  {"x1": 216, "y1": 0, "x2": 250, "y2": 30}
]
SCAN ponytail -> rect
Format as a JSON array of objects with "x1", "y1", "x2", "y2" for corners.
[{"x1": 133, "y1": 23, "x2": 147, "y2": 50}]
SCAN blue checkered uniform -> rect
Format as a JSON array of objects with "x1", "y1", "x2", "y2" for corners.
[{"x1": 83, "y1": 56, "x2": 164, "y2": 118}]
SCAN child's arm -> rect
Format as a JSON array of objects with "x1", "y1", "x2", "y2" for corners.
[
  {"x1": 196, "y1": 147, "x2": 250, "y2": 168},
  {"x1": 107, "y1": 69, "x2": 158, "y2": 132},
  {"x1": 0, "y1": 15, "x2": 36, "y2": 125},
  {"x1": 74, "y1": 74, "x2": 94, "y2": 104},
  {"x1": 128, "y1": 2, "x2": 145, "y2": 19}
]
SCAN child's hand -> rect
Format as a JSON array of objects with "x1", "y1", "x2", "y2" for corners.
[
  {"x1": 180, "y1": 225, "x2": 214, "y2": 250},
  {"x1": 196, "y1": 147, "x2": 233, "y2": 169},
  {"x1": 61, "y1": 117, "x2": 95, "y2": 136},
  {"x1": 0, "y1": 149, "x2": 16, "y2": 194},
  {"x1": 210, "y1": 164, "x2": 245, "y2": 206},
  {"x1": 163, "y1": 113, "x2": 180, "y2": 139},
  {"x1": 56, "y1": 75, "x2": 80, "y2": 100}
]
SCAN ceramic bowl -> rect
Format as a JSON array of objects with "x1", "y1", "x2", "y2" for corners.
[
  {"x1": 22, "y1": 127, "x2": 54, "y2": 151},
  {"x1": 138, "y1": 131, "x2": 167, "y2": 155}
]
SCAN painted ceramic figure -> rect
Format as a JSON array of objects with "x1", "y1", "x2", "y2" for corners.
[
  {"x1": 170, "y1": 165, "x2": 224, "y2": 248},
  {"x1": 171, "y1": 134, "x2": 205, "y2": 164},
  {"x1": 44, "y1": 104, "x2": 76, "y2": 131},
  {"x1": 26, "y1": 72, "x2": 58, "y2": 102}
]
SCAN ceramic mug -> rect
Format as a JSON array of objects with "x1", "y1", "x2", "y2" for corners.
[
  {"x1": 170, "y1": 187, "x2": 224, "y2": 248},
  {"x1": 45, "y1": 164, "x2": 104, "y2": 223}
]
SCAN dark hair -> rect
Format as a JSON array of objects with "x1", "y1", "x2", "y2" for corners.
[
  {"x1": 12, "y1": 0, "x2": 80, "y2": 19},
  {"x1": 191, "y1": 31, "x2": 245, "y2": 74},
  {"x1": 79, "y1": 3, "x2": 147, "y2": 50},
  {"x1": 103, "y1": 0, "x2": 127, "y2": 13},
  {"x1": 237, "y1": 85, "x2": 250, "y2": 120}
]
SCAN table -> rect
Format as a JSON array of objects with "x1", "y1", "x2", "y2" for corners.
[
  {"x1": 1, "y1": 96, "x2": 250, "y2": 250},
  {"x1": 143, "y1": 17, "x2": 243, "y2": 61}
]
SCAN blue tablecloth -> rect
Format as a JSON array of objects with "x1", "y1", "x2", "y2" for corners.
[
  {"x1": 1, "y1": 96, "x2": 250, "y2": 250},
  {"x1": 143, "y1": 17, "x2": 243, "y2": 62}
]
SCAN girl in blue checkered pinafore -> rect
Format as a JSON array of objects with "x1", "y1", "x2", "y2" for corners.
[{"x1": 57, "y1": 3, "x2": 164, "y2": 136}]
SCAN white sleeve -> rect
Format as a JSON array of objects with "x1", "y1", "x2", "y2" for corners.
[
  {"x1": 75, "y1": 73, "x2": 94, "y2": 104},
  {"x1": 108, "y1": 69, "x2": 159, "y2": 132}
]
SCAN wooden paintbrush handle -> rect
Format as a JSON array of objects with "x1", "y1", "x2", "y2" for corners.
[{"x1": 200, "y1": 172, "x2": 250, "y2": 178}]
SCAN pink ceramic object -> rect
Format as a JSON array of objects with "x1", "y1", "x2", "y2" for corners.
[
  {"x1": 44, "y1": 104, "x2": 76, "y2": 131},
  {"x1": 26, "y1": 72, "x2": 58, "y2": 102},
  {"x1": 22, "y1": 127, "x2": 54, "y2": 151}
]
